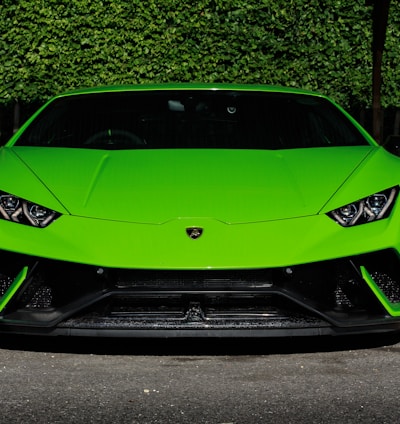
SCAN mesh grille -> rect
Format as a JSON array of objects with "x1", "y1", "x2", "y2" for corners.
[
  {"x1": 115, "y1": 269, "x2": 274, "y2": 289},
  {"x1": 371, "y1": 272, "x2": 400, "y2": 303},
  {"x1": 25, "y1": 286, "x2": 53, "y2": 309},
  {"x1": 0, "y1": 274, "x2": 13, "y2": 297}
]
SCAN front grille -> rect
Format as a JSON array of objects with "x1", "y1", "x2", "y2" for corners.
[
  {"x1": 60, "y1": 294, "x2": 327, "y2": 330},
  {"x1": 108, "y1": 294, "x2": 291, "y2": 320},
  {"x1": 22, "y1": 284, "x2": 53, "y2": 309},
  {"x1": 371, "y1": 272, "x2": 400, "y2": 303},
  {"x1": 115, "y1": 269, "x2": 274, "y2": 289},
  {"x1": 1, "y1": 249, "x2": 399, "y2": 331}
]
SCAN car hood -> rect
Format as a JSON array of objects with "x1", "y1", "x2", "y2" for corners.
[{"x1": 8, "y1": 146, "x2": 374, "y2": 224}]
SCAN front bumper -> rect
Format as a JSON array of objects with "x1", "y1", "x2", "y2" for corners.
[{"x1": 1, "y1": 249, "x2": 400, "y2": 337}]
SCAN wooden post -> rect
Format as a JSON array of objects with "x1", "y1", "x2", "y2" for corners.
[
  {"x1": 13, "y1": 101, "x2": 20, "y2": 134},
  {"x1": 369, "y1": 0, "x2": 391, "y2": 144}
]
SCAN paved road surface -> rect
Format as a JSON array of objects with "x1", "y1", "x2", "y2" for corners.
[{"x1": 0, "y1": 335, "x2": 399, "y2": 424}]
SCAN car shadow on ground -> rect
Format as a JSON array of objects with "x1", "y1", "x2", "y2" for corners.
[{"x1": 1, "y1": 332, "x2": 400, "y2": 355}]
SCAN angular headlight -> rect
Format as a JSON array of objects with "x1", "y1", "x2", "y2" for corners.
[
  {"x1": 0, "y1": 191, "x2": 60, "y2": 228},
  {"x1": 328, "y1": 186, "x2": 398, "y2": 227}
]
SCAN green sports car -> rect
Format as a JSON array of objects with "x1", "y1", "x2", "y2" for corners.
[{"x1": 1, "y1": 83, "x2": 400, "y2": 337}]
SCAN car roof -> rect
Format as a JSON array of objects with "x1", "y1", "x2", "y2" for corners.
[{"x1": 55, "y1": 83, "x2": 325, "y2": 99}]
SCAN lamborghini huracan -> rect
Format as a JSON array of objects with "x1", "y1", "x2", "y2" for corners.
[{"x1": 1, "y1": 83, "x2": 400, "y2": 337}]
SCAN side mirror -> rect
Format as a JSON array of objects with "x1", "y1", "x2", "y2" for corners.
[{"x1": 384, "y1": 135, "x2": 400, "y2": 156}]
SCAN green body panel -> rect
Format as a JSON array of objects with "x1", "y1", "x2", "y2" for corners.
[
  {"x1": 9, "y1": 146, "x2": 373, "y2": 224},
  {"x1": 0, "y1": 148, "x2": 69, "y2": 213},
  {"x1": 321, "y1": 148, "x2": 400, "y2": 212}
]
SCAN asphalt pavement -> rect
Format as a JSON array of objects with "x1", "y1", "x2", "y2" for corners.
[{"x1": 0, "y1": 334, "x2": 399, "y2": 424}]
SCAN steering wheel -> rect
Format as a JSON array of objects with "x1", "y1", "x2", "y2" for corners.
[{"x1": 84, "y1": 129, "x2": 146, "y2": 147}]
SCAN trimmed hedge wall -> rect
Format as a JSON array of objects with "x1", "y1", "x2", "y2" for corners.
[{"x1": 0, "y1": 0, "x2": 399, "y2": 108}]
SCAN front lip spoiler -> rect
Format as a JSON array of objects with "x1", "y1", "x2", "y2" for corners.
[{"x1": 1, "y1": 321, "x2": 400, "y2": 338}]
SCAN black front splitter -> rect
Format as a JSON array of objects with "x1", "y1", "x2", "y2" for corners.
[{"x1": 1, "y1": 321, "x2": 400, "y2": 338}]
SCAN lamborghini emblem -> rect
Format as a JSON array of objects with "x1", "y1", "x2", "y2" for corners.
[{"x1": 186, "y1": 227, "x2": 203, "y2": 239}]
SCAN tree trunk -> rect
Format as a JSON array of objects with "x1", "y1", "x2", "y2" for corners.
[{"x1": 371, "y1": 0, "x2": 391, "y2": 144}]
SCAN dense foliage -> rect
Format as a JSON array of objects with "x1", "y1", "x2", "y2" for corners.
[{"x1": 0, "y1": 0, "x2": 399, "y2": 108}]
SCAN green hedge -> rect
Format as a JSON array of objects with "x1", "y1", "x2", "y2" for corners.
[{"x1": 0, "y1": 0, "x2": 399, "y2": 108}]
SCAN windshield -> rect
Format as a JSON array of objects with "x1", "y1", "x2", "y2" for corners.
[{"x1": 15, "y1": 90, "x2": 368, "y2": 150}]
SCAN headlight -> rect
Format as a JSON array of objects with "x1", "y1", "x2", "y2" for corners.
[
  {"x1": 0, "y1": 191, "x2": 60, "y2": 228},
  {"x1": 327, "y1": 186, "x2": 398, "y2": 227}
]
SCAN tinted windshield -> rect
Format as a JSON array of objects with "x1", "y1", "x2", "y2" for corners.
[{"x1": 15, "y1": 91, "x2": 368, "y2": 150}]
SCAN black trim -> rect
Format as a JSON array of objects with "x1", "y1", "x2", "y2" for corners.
[
  {"x1": 1, "y1": 321, "x2": 400, "y2": 338},
  {"x1": 1, "y1": 248, "x2": 400, "y2": 337}
]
